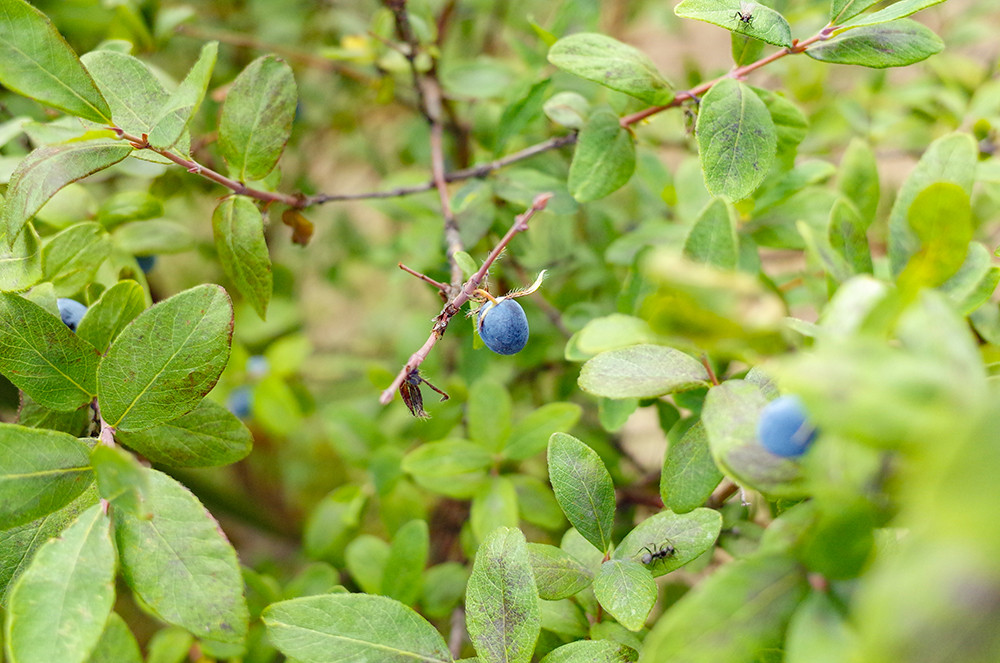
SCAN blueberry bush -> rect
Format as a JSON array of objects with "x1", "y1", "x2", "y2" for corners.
[{"x1": 0, "y1": 0, "x2": 998, "y2": 662}]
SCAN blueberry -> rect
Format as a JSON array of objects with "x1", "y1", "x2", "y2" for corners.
[
  {"x1": 226, "y1": 386, "x2": 253, "y2": 419},
  {"x1": 478, "y1": 298, "x2": 529, "y2": 355},
  {"x1": 136, "y1": 255, "x2": 156, "y2": 273},
  {"x1": 757, "y1": 395, "x2": 817, "y2": 458},
  {"x1": 56, "y1": 298, "x2": 88, "y2": 333}
]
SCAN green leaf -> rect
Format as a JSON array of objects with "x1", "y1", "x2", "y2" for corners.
[
  {"x1": 898, "y1": 182, "x2": 973, "y2": 292},
  {"x1": 41, "y1": 222, "x2": 110, "y2": 296},
  {"x1": 527, "y1": 543, "x2": 594, "y2": 600},
  {"x1": 696, "y1": 78, "x2": 776, "y2": 202},
  {"x1": 547, "y1": 432, "x2": 616, "y2": 553},
  {"x1": 148, "y1": 41, "x2": 219, "y2": 149},
  {"x1": 263, "y1": 593, "x2": 452, "y2": 663},
  {"x1": 303, "y1": 485, "x2": 365, "y2": 565},
  {"x1": 401, "y1": 439, "x2": 492, "y2": 499},
  {"x1": 16, "y1": 393, "x2": 90, "y2": 436},
  {"x1": 540, "y1": 598, "x2": 589, "y2": 639},
  {"x1": 97, "y1": 284, "x2": 233, "y2": 431},
  {"x1": 495, "y1": 78, "x2": 550, "y2": 155},
  {"x1": 660, "y1": 422, "x2": 724, "y2": 514},
  {"x1": 684, "y1": 198, "x2": 739, "y2": 269},
  {"x1": 115, "y1": 399, "x2": 252, "y2": 467},
  {"x1": 831, "y1": 0, "x2": 881, "y2": 24},
  {"x1": 0, "y1": 485, "x2": 98, "y2": 604},
  {"x1": 642, "y1": 553, "x2": 809, "y2": 663},
  {"x1": 2, "y1": 141, "x2": 132, "y2": 245},
  {"x1": 675, "y1": 0, "x2": 793, "y2": 48},
  {"x1": 613, "y1": 508, "x2": 723, "y2": 577},
  {"x1": 468, "y1": 378, "x2": 512, "y2": 452},
  {"x1": 85, "y1": 612, "x2": 142, "y2": 663},
  {"x1": 578, "y1": 344, "x2": 710, "y2": 399},
  {"x1": 568, "y1": 108, "x2": 636, "y2": 202},
  {"x1": 97, "y1": 191, "x2": 163, "y2": 229},
  {"x1": 218, "y1": 55, "x2": 297, "y2": 181},
  {"x1": 422, "y1": 562, "x2": 469, "y2": 619},
  {"x1": 471, "y1": 477, "x2": 520, "y2": 542},
  {"x1": 539, "y1": 640, "x2": 637, "y2": 663},
  {"x1": 839, "y1": 0, "x2": 946, "y2": 28},
  {"x1": 942, "y1": 243, "x2": 1000, "y2": 315},
  {"x1": 888, "y1": 132, "x2": 976, "y2": 274},
  {"x1": 0, "y1": 423, "x2": 93, "y2": 530},
  {"x1": 753, "y1": 88, "x2": 809, "y2": 168},
  {"x1": 836, "y1": 137, "x2": 880, "y2": 225},
  {"x1": 345, "y1": 534, "x2": 390, "y2": 595},
  {"x1": 465, "y1": 527, "x2": 540, "y2": 663},
  {"x1": 702, "y1": 380, "x2": 806, "y2": 498},
  {"x1": 114, "y1": 469, "x2": 249, "y2": 643},
  {"x1": 785, "y1": 592, "x2": 856, "y2": 663},
  {"x1": 542, "y1": 91, "x2": 590, "y2": 130},
  {"x1": 828, "y1": 198, "x2": 873, "y2": 276},
  {"x1": 593, "y1": 559, "x2": 657, "y2": 631},
  {"x1": 511, "y1": 475, "x2": 566, "y2": 531},
  {"x1": 0, "y1": 221, "x2": 42, "y2": 293},
  {"x1": 565, "y1": 314, "x2": 658, "y2": 362},
  {"x1": 0, "y1": 0, "x2": 111, "y2": 123},
  {"x1": 80, "y1": 50, "x2": 189, "y2": 166},
  {"x1": 111, "y1": 219, "x2": 196, "y2": 255},
  {"x1": 90, "y1": 444, "x2": 149, "y2": 517},
  {"x1": 212, "y1": 196, "x2": 272, "y2": 319},
  {"x1": 382, "y1": 519, "x2": 429, "y2": 606},
  {"x1": 732, "y1": 31, "x2": 765, "y2": 67},
  {"x1": 547, "y1": 33, "x2": 673, "y2": 105},
  {"x1": 0, "y1": 292, "x2": 99, "y2": 410},
  {"x1": 807, "y1": 20, "x2": 943, "y2": 68},
  {"x1": 5, "y1": 504, "x2": 115, "y2": 663},
  {"x1": 503, "y1": 402, "x2": 582, "y2": 461},
  {"x1": 76, "y1": 280, "x2": 146, "y2": 354}
]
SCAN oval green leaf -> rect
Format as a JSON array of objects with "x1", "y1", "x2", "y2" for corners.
[
  {"x1": 547, "y1": 432, "x2": 616, "y2": 554},
  {"x1": 97, "y1": 284, "x2": 233, "y2": 432},
  {"x1": 212, "y1": 196, "x2": 272, "y2": 320},
  {"x1": 568, "y1": 108, "x2": 636, "y2": 202},
  {"x1": 115, "y1": 399, "x2": 252, "y2": 468},
  {"x1": 696, "y1": 78, "x2": 777, "y2": 202},
  {"x1": 6, "y1": 503, "x2": 115, "y2": 663},
  {"x1": 401, "y1": 439, "x2": 492, "y2": 499},
  {"x1": 0, "y1": 0, "x2": 111, "y2": 123},
  {"x1": 218, "y1": 55, "x2": 297, "y2": 181},
  {"x1": 382, "y1": 519, "x2": 429, "y2": 606},
  {"x1": 578, "y1": 344, "x2": 710, "y2": 399},
  {"x1": 114, "y1": 469, "x2": 249, "y2": 643},
  {"x1": 593, "y1": 559, "x2": 657, "y2": 631},
  {"x1": 0, "y1": 423, "x2": 93, "y2": 530},
  {"x1": 539, "y1": 640, "x2": 638, "y2": 663},
  {"x1": 547, "y1": 33, "x2": 673, "y2": 105},
  {"x1": 263, "y1": 593, "x2": 452, "y2": 663},
  {"x1": 0, "y1": 292, "x2": 99, "y2": 411},
  {"x1": 660, "y1": 422, "x2": 724, "y2": 514},
  {"x1": 465, "y1": 527, "x2": 540, "y2": 663},
  {"x1": 839, "y1": 0, "x2": 946, "y2": 28},
  {"x1": 2, "y1": 141, "x2": 132, "y2": 246},
  {"x1": 76, "y1": 280, "x2": 147, "y2": 354},
  {"x1": 807, "y1": 20, "x2": 943, "y2": 68},
  {"x1": 527, "y1": 543, "x2": 594, "y2": 600}
]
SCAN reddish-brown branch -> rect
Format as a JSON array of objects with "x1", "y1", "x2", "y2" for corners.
[
  {"x1": 398, "y1": 262, "x2": 449, "y2": 292},
  {"x1": 379, "y1": 193, "x2": 552, "y2": 405}
]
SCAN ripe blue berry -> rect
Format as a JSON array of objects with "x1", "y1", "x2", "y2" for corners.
[
  {"x1": 56, "y1": 298, "x2": 88, "y2": 332},
  {"x1": 136, "y1": 255, "x2": 156, "y2": 273},
  {"x1": 757, "y1": 395, "x2": 817, "y2": 458},
  {"x1": 227, "y1": 386, "x2": 253, "y2": 419},
  {"x1": 478, "y1": 298, "x2": 529, "y2": 355}
]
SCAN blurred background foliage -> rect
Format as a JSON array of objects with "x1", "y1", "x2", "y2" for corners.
[{"x1": 2, "y1": 0, "x2": 1000, "y2": 659}]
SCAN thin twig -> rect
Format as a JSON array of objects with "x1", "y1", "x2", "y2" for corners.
[
  {"x1": 398, "y1": 262, "x2": 449, "y2": 292},
  {"x1": 448, "y1": 608, "x2": 465, "y2": 659},
  {"x1": 379, "y1": 193, "x2": 552, "y2": 405},
  {"x1": 91, "y1": 398, "x2": 115, "y2": 447}
]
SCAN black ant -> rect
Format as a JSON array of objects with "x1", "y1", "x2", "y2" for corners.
[
  {"x1": 637, "y1": 540, "x2": 676, "y2": 565},
  {"x1": 734, "y1": 2, "x2": 755, "y2": 26}
]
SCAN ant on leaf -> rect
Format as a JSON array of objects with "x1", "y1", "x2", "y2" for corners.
[
  {"x1": 637, "y1": 540, "x2": 677, "y2": 566},
  {"x1": 734, "y1": 1, "x2": 756, "y2": 26}
]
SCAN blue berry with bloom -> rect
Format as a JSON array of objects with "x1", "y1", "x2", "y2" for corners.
[
  {"x1": 757, "y1": 395, "x2": 817, "y2": 458},
  {"x1": 474, "y1": 270, "x2": 546, "y2": 356},
  {"x1": 56, "y1": 298, "x2": 88, "y2": 332}
]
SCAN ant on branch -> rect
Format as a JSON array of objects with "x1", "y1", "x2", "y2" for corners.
[{"x1": 637, "y1": 540, "x2": 677, "y2": 565}]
